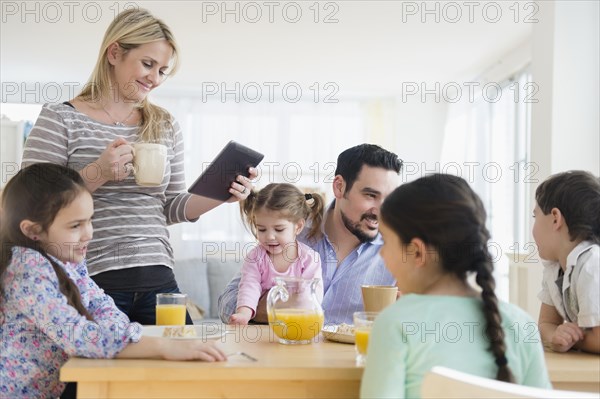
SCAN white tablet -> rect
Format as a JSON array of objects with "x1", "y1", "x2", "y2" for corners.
[{"x1": 188, "y1": 140, "x2": 264, "y2": 201}]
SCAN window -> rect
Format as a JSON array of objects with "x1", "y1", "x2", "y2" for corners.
[
  {"x1": 441, "y1": 67, "x2": 533, "y2": 301},
  {"x1": 152, "y1": 96, "x2": 368, "y2": 256}
]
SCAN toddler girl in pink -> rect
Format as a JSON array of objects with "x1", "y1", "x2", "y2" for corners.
[{"x1": 229, "y1": 183, "x2": 325, "y2": 325}]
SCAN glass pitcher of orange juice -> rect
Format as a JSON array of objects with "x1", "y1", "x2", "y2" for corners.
[{"x1": 267, "y1": 277, "x2": 324, "y2": 345}]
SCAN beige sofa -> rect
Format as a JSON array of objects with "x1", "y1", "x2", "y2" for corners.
[{"x1": 173, "y1": 257, "x2": 241, "y2": 323}]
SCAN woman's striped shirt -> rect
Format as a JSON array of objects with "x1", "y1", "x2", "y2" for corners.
[{"x1": 21, "y1": 103, "x2": 196, "y2": 277}]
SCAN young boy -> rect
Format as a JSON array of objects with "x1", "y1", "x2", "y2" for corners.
[{"x1": 533, "y1": 170, "x2": 600, "y2": 353}]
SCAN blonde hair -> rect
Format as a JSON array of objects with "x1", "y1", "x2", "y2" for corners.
[
  {"x1": 77, "y1": 8, "x2": 180, "y2": 142},
  {"x1": 241, "y1": 183, "x2": 325, "y2": 241}
]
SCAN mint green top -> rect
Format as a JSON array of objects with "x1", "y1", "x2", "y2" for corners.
[{"x1": 360, "y1": 294, "x2": 552, "y2": 399}]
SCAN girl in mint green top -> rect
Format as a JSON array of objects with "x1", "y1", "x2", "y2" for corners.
[{"x1": 360, "y1": 174, "x2": 552, "y2": 399}]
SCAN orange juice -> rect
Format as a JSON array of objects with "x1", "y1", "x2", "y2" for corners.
[
  {"x1": 269, "y1": 308, "x2": 324, "y2": 341},
  {"x1": 156, "y1": 304, "x2": 186, "y2": 325},
  {"x1": 355, "y1": 329, "x2": 370, "y2": 354}
]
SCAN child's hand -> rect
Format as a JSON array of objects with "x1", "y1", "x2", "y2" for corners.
[
  {"x1": 229, "y1": 312, "x2": 251, "y2": 325},
  {"x1": 162, "y1": 340, "x2": 227, "y2": 362},
  {"x1": 551, "y1": 322, "x2": 585, "y2": 352},
  {"x1": 229, "y1": 307, "x2": 253, "y2": 325}
]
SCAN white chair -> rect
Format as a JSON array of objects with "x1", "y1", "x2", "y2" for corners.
[{"x1": 421, "y1": 366, "x2": 600, "y2": 399}]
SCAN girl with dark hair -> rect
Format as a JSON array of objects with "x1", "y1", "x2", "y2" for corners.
[
  {"x1": 0, "y1": 164, "x2": 225, "y2": 398},
  {"x1": 229, "y1": 183, "x2": 325, "y2": 325},
  {"x1": 360, "y1": 174, "x2": 551, "y2": 399}
]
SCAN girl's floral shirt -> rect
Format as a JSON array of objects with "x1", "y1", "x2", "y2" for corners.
[{"x1": 0, "y1": 247, "x2": 142, "y2": 398}]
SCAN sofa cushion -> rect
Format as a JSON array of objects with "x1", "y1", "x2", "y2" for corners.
[
  {"x1": 207, "y1": 257, "x2": 242, "y2": 318},
  {"x1": 173, "y1": 258, "x2": 210, "y2": 317}
]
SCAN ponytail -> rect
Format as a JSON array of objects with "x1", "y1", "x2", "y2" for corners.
[
  {"x1": 239, "y1": 190, "x2": 258, "y2": 237},
  {"x1": 475, "y1": 258, "x2": 514, "y2": 382},
  {"x1": 304, "y1": 193, "x2": 325, "y2": 241}
]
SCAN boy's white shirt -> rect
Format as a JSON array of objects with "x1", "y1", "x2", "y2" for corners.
[{"x1": 537, "y1": 241, "x2": 600, "y2": 328}]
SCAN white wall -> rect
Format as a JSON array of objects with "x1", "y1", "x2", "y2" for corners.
[
  {"x1": 531, "y1": 1, "x2": 600, "y2": 181},
  {"x1": 394, "y1": 100, "x2": 449, "y2": 179},
  {"x1": 1, "y1": 1, "x2": 532, "y2": 96},
  {"x1": 551, "y1": 1, "x2": 600, "y2": 175}
]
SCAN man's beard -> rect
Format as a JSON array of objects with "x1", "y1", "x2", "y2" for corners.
[{"x1": 340, "y1": 210, "x2": 378, "y2": 243}]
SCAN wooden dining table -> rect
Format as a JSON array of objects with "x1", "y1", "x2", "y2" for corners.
[
  {"x1": 60, "y1": 325, "x2": 600, "y2": 398},
  {"x1": 544, "y1": 350, "x2": 600, "y2": 393},
  {"x1": 61, "y1": 325, "x2": 361, "y2": 399}
]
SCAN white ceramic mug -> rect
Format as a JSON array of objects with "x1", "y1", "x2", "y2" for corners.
[{"x1": 133, "y1": 143, "x2": 167, "y2": 186}]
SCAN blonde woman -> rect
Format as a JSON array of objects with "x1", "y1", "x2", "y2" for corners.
[{"x1": 22, "y1": 8, "x2": 256, "y2": 324}]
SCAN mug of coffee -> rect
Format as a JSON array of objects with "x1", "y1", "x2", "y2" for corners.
[
  {"x1": 132, "y1": 143, "x2": 167, "y2": 186},
  {"x1": 361, "y1": 285, "x2": 398, "y2": 312}
]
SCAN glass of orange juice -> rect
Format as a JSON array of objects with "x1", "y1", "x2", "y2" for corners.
[
  {"x1": 156, "y1": 293, "x2": 187, "y2": 325},
  {"x1": 353, "y1": 311, "x2": 378, "y2": 366}
]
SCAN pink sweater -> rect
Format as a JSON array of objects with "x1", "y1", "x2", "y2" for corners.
[{"x1": 236, "y1": 241, "x2": 323, "y2": 316}]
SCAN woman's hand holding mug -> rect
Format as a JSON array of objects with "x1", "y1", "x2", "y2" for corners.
[{"x1": 96, "y1": 138, "x2": 135, "y2": 182}]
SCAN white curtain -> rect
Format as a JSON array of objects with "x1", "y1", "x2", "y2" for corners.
[{"x1": 440, "y1": 70, "x2": 533, "y2": 300}]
